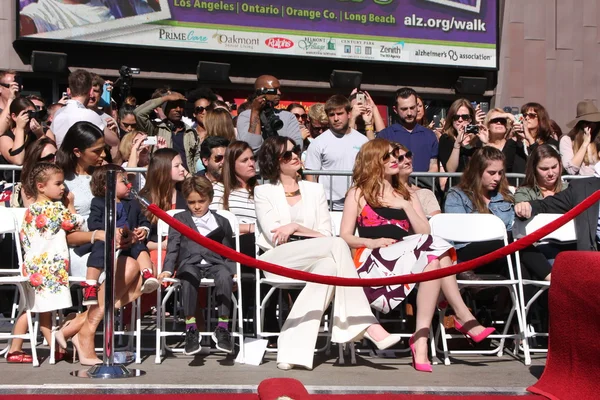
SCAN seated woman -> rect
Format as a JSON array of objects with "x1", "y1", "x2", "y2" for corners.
[
  {"x1": 341, "y1": 138, "x2": 493, "y2": 373},
  {"x1": 255, "y1": 136, "x2": 401, "y2": 371},
  {"x1": 445, "y1": 147, "x2": 552, "y2": 282},
  {"x1": 395, "y1": 143, "x2": 441, "y2": 217},
  {"x1": 480, "y1": 108, "x2": 527, "y2": 174},
  {"x1": 515, "y1": 145, "x2": 573, "y2": 264}
]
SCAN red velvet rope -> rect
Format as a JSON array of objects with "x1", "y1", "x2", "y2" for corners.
[{"x1": 148, "y1": 189, "x2": 600, "y2": 286}]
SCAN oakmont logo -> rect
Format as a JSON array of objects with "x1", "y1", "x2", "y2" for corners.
[{"x1": 213, "y1": 33, "x2": 260, "y2": 46}]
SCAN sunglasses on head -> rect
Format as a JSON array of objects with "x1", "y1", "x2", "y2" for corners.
[
  {"x1": 294, "y1": 113, "x2": 308, "y2": 121},
  {"x1": 489, "y1": 117, "x2": 507, "y2": 125},
  {"x1": 453, "y1": 114, "x2": 472, "y2": 122},
  {"x1": 38, "y1": 153, "x2": 56, "y2": 162},
  {"x1": 280, "y1": 145, "x2": 302, "y2": 162},
  {"x1": 195, "y1": 106, "x2": 207, "y2": 114}
]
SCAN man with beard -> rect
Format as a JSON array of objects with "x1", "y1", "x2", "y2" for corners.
[
  {"x1": 135, "y1": 90, "x2": 199, "y2": 173},
  {"x1": 378, "y1": 87, "x2": 439, "y2": 174},
  {"x1": 197, "y1": 136, "x2": 230, "y2": 184},
  {"x1": 305, "y1": 94, "x2": 368, "y2": 210}
]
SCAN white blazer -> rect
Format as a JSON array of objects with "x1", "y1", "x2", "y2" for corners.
[{"x1": 254, "y1": 180, "x2": 332, "y2": 251}]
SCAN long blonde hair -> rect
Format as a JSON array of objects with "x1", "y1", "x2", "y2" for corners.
[{"x1": 351, "y1": 138, "x2": 410, "y2": 208}]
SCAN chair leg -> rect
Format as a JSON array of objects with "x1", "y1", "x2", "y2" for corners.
[{"x1": 26, "y1": 310, "x2": 39, "y2": 367}]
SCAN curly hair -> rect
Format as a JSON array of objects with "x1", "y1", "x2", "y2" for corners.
[
  {"x1": 352, "y1": 138, "x2": 410, "y2": 208},
  {"x1": 90, "y1": 164, "x2": 126, "y2": 197},
  {"x1": 458, "y1": 147, "x2": 513, "y2": 213},
  {"x1": 28, "y1": 162, "x2": 63, "y2": 198},
  {"x1": 257, "y1": 136, "x2": 295, "y2": 183}
]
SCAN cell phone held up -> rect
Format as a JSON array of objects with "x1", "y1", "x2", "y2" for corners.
[
  {"x1": 143, "y1": 136, "x2": 158, "y2": 146},
  {"x1": 356, "y1": 93, "x2": 366, "y2": 104},
  {"x1": 465, "y1": 124, "x2": 479, "y2": 134}
]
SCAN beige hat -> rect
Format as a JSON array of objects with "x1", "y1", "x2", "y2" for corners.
[{"x1": 566, "y1": 100, "x2": 600, "y2": 128}]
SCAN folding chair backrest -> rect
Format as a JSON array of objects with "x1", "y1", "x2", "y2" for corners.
[
  {"x1": 429, "y1": 213, "x2": 508, "y2": 243},
  {"x1": 215, "y1": 209, "x2": 240, "y2": 238},
  {"x1": 330, "y1": 211, "x2": 343, "y2": 236},
  {"x1": 156, "y1": 209, "x2": 185, "y2": 273},
  {"x1": 0, "y1": 207, "x2": 24, "y2": 271},
  {"x1": 512, "y1": 213, "x2": 576, "y2": 243}
]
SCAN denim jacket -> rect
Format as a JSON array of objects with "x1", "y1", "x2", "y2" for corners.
[{"x1": 444, "y1": 187, "x2": 514, "y2": 249}]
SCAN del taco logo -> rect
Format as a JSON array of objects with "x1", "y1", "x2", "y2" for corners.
[{"x1": 265, "y1": 37, "x2": 294, "y2": 49}]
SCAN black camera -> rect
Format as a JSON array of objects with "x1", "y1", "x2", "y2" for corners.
[
  {"x1": 27, "y1": 109, "x2": 48, "y2": 121},
  {"x1": 262, "y1": 101, "x2": 284, "y2": 136},
  {"x1": 258, "y1": 87, "x2": 278, "y2": 96},
  {"x1": 466, "y1": 124, "x2": 479, "y2": 134}
]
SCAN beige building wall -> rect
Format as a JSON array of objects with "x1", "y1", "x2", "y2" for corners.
[
  {"x1": 0, "y1": 0, "x2": 30, "y2": 72},
  {"x1": 495, "y1": 0, "x2": 599, "y2": 133}
]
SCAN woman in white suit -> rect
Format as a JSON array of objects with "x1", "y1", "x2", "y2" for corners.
[{"x1": 255, "y1": 136, "x2": 400, "y2": 371}]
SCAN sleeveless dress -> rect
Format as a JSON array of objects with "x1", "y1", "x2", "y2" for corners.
[{"x1": 354, "y1": 203, "x2": 456, "y2": 313}]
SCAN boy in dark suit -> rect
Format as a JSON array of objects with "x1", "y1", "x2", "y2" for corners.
[
  {"x1": 83, "y1": 164, "x2": 159, "y2": 306},
  {"x1": 158, "y1": 176, "x2": 235, "y2": 355}
]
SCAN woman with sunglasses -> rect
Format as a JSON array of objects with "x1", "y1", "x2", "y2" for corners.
[
  {"x1": 341, "y1": 138, "x2": 493, "y2": 372},
  {"x1": 438, "y1": 99, "x2": 479, "y2": 175},
  {"x1": 211, "y1": 141, "x2": 258, "y2": 235},
  {"x1": 516, "y1": 102, "x2": 558, "y2": 152},
  {"x1": 479, "y1": 108, "x2": 527, "y2": 174},
  {"x1": 10, "y1": 136, "x2": 57, "y2": 207},
  {"x1": 255, "y1": 136, "x2": 401, "y2": 371},
  {"x1": 394, "y1": 143, "x2": 441, "y2": 217},
  {"x1": 287, "y1": 103, "x2": 311, "y2": 145}
]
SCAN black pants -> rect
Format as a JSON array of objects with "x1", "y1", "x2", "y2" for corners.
[
  {"x1": 87, "y1": 241, "x2": 148, "y2": 269},
  {"x1": 178, "y1": 263, "x2": 232, "y2": 317}
]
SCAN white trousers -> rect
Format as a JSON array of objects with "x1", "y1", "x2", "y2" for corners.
[{"x1": 259, "y1": 237, "x2": 377, "y2": 369}]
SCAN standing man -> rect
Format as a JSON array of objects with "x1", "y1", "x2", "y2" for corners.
[
  {"x1": 135, "y1": 91, "x2": 200, "y2": 173},
  {"x1": 305, "y1": 95, "x2": 368, "y2": 210},
  {"x1": 378, "y1": 87, "x2": 439, "y2": 174},
  {"x1": 237, "y1": 75, "x2": 302, "y2": 151}
]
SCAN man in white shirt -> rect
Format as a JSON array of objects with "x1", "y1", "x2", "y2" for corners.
[
  {"x1": 305, "y1": 95, "x2": 369, "y2": 210},
  {"x1": 50, "y1": 69, "x2": 115, "y2": 149}
]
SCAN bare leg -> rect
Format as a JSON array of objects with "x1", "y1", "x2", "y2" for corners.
[
  {"x1": 413, "y1": 260, "x2": 442, "y2": 364},
  {"x1": 438, "y1": 252, "x2": 486, "y2": 337},
  {"x1": 8, "y1": 313, "x2": 28, "y2": 353}
]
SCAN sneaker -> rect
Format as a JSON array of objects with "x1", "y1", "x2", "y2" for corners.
[
  {"x1": 81, "y1": 282, "x2": 98, "y2": 306},
  {"x1": 212, "y1": 326, "x2": 234, "y2": 354},
  {"x1": 140, "y1": 271, "x2": 159, "y2": 294},
  {"x1": 184, "y1": 328, "x2": 201, "y2": 355}
]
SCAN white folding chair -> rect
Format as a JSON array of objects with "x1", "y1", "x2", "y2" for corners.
[
  {"x1": 0, "y1": 207, "x2": 39, "y2": 366},
  {"x1": 513, "y1": 213, "x2": 576, "y2": 365},
  {"x1": 155, "y1": 209, "x2": 244, "y2": 363},
  {"x1": 429, "y1": 213, "x2": 525, "y2": 365}
]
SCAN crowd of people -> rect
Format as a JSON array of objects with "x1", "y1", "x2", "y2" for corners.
[{"x1": 0, "y1": 65, "x2": 595, "y2": 370}]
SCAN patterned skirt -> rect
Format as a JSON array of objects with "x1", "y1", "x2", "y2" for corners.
[{"x1": 353, "y1": 234, "x2": 456, "y2": 314}]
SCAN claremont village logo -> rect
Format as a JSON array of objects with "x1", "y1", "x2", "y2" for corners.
[{"x1": 265, "y1": 37, "x2": 294, "y2": 49}]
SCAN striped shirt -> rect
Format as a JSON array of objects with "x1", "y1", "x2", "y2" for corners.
[{"x1": 210, "y1": 182, "x2": 256, "y2": 224}]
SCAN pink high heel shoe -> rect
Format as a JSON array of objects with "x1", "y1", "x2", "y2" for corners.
[
  {"x1": 454, "y1": 317, "x2": 495, "y2": 344},
  {"x1": 409, "y1": 335, "x2": 432, "y2": 373}
]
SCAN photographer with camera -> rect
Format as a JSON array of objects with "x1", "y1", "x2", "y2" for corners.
[
  {"x1": 237, "y1": 75, "x2": 302, "y2": 152},
  {"x1": 438, "y1": 99, "x2": 480, "y2": 176},
  {"x1": 134, "y1": 90, "x2": 200, "y2": 173},
  {"x1": 0, "y1": 70, "x2": 21, "y2": 137}
]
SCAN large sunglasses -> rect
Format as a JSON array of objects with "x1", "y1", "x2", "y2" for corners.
[
  {"x1": 310, "y1": 124, "x2": 327, "y2": 133},
  {"x1": 195, "y1": 106, "x2": 207, "y2": 114},
  {"x1": 279, "y1": 145, "x2": 302, "y2": 162},
  {"x1": 122, "y1": 122, "x2": 137, "y2": 129},
  {"x1": 489, "y1": 117, "x2": 507, "y2": 125},
  {"x1": 383, "y1": 147, "x2": 413, "y2": 162},
  {"x1": 294, "y1": 113, "x2": 308, "y2": 122},
  {"x1": 452, "y1": 114, "x2": 472, "y2": 122},
  {"x1": 524, "y1": 112, "x2": 538, "y2": 119},
  {"x1": 213, "y1": 154, "x2": 225, "y2": 163},
  {"x1": 38, "y1": 153, "x2": 56, "y2": 162}
]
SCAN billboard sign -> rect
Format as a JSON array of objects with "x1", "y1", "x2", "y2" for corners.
[{"x1": 18, "y1": 0, "x2": 497, "y2": 69}]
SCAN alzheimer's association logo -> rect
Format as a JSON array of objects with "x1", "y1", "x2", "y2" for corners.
[{"x1": 265, "y1": 37, "x2": 294, "y2": 49}]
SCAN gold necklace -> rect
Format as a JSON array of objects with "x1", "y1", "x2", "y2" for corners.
[{"x1": 285, "y1": 188, "x2": 301, "y2": 197}]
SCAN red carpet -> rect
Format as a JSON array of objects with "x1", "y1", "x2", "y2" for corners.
[
  {"x1": 0, "y1": 395, "x2": 539, "y2": 400},
  {"x1": 528, "y1": 251, "x2": 600, "y2": 400}
]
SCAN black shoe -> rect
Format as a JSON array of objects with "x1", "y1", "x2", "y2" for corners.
[
  {"x1": 212, "y1": 326, "x2": 234, "y2": 353},
  {"x1": 184, "y1": 328, "x2": 201, "y2": 355}
]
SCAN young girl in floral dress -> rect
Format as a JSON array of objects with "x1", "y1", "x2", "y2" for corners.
[{"x1": 7, "y1": 162, "x2": 83, "y2": 363}]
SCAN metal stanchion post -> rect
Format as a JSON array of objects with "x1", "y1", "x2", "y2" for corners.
[{"x1": 72, "y1": 170, "x2": 145, "y2": 378}]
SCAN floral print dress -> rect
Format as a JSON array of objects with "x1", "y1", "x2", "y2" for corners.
[{"x1": 20, "y1": 200, "x2": 84, "y2": 313}]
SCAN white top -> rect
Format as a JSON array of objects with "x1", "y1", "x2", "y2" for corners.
[
  {"x1": 51, "y1": 100, "x2": 106, "y2": 148},
  {"x1": 210, "y1": 182, "x2": 257, "y2": 224},
  {"x1": 559, "y1": 135, "x2": 595, "y2": 176},
  {"x1": 304, "y1": 129, "x2": 368, "y2": 204},
  {"x1": 289, "y1": 199, "x2": 304, "y2": 225},
  {"x1": 21, "y1": 0, "x2": 113, "y2": 34},
  {"x1": 191, "y1": 211, "x2": 218, "y2": 265},
  {"x1": 65, "y1": 174, "x2": 93, "y2": 231}
]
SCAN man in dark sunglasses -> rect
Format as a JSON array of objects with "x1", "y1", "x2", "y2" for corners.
[
  {"x1": 378, "y1": 87, "x2": 439, "y2": 178},
  {"x1": 198, "y1": 136, "x2": 230, "y2": 183}
]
